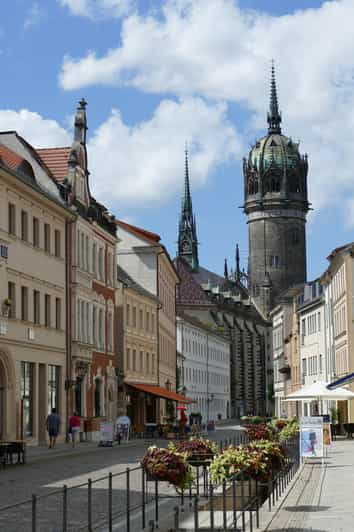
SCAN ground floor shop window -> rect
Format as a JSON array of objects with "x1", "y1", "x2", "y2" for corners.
[
  {"x1": 75, "y1": 377, "x2": 83, "y2": 416},
  {"x1": 48, "y1": 365, "x2": 60, "y2": 413},
  {"x1": 21, "y1": 361, "x2": 33, "y2": 437}
]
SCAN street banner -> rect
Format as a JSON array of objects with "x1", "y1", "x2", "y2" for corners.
[
  {"x1": 300, "y1": 416, "x2": 324, "y2": 458},
  {"x1": 99, "y1": 422, "x2": 114, "y2": 447},
  {"x1": 116, "y1": 415, "x2": 131, "y2": 442}
]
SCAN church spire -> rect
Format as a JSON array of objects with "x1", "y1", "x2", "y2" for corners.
[
  {"x1": 267, "y1": 61, "x2": 282, "y2": 134},
  {"x1": 178, "y1": 146, "x2": 199, "y2": 270},
  {"x1": 224, "y1": 258, "x2": 229, "y2": 280}
]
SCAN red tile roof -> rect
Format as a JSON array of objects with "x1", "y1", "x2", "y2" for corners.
[
  {"x1": 0, "y1": 143, "x2": 25, "y2": 171},
  {"x1": 116, "y1": 219, "x2": 161, "y2": 244},
  {"x1": 37, "y1": 147, "x2": 71, "y2": 182}
]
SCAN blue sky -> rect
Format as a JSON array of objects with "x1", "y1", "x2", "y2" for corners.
[{"x1": 2, "y1": 0, "x2": 354, "y2": 281}]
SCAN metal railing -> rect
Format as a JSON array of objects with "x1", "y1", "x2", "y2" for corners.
[{"x1": 0, "y1": 433, "x2": 299, "y2": 532}]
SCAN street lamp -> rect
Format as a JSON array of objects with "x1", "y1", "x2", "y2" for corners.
[{"x1": 206, "y1": 393, "x2": 215, "y2": 424}]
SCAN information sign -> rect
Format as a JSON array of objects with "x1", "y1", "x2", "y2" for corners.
[
  {"x1": 116, "y1": 416, "x2": 131, "y2": 442},
  {"x1": 300, "y1": 416, "x2": 324, "y2": 458},
  {"x1": 99, "y1": 422, "x2": 114, "y2": 447}
]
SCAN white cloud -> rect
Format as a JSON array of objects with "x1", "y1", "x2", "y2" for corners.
[
  {"x1": 24, "y1": 3, "x2": 45, "y2": 30},
  {"x1": 0, "y1": 109, "x2": 71, "y2": 148},
  {"x1": 0, "y1": 99, "x2": 240, "y2": 208},
  {"x1": 59, "y1": 0, "x2": 133, "y2": 20},
  {"x1": 58, "y1": 0, "x2": 354, "y2": 219},
  {"x1": 87, "y1": 97, "x2": 242, "y2": 206}
]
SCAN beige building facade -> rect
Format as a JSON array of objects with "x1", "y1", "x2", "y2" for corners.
[
  {"x1": 0, "y1": 134, "x2": 74, "y2": 444},
  {"x1": 116, "y1": 265, "x2": 159, "y2": 428}
]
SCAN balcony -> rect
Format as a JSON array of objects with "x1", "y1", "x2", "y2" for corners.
[{"x1": 278, "y1": 355, "x2": 291, "y2": 378}]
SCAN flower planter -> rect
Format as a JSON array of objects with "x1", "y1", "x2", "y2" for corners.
[{"x1": 201, "y1": 479, "x2": 259, "y2": 511}]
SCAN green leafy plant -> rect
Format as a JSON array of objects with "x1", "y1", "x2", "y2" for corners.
[
  {"x1": 209, "y1": 445, "x2": 270, "y2": 484},
  {"x1": 278, "y1": 420, "x2": 299, "y2": 443},
  {"x1": 141, "y1": 446, "x2": 194, "y2": 491}
]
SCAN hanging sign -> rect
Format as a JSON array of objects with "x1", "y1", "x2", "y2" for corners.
[{"x1": 300, "y1": 416, "x2": 324, "y2": 458}]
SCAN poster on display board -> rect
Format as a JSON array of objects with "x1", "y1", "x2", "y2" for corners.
[
  {"x1": 116, "y1": 416, "x2": 131, "y2": 442},
  {"x1": 323, "y1": 422, "x2": 332, "y2": 446},
  {"x1": 300, "y1": 416, "x2": 324, "y2": 458},
  {"x1": 99, "y1": 422, "x2": 114, "y2": 447}
]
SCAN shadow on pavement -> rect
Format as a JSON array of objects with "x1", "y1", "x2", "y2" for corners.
[
  {"x1": 269, "y1": 529, "x2": 328, "y2": 532},
  {"x1": 284, "y1": 505, "x2": 330, "y2": 512}
]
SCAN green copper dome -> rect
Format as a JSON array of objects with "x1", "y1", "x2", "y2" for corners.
[{"x1": 248, "y1": 133, "x2": 302, "y2": 174}]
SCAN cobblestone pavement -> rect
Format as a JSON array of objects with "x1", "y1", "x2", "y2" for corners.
[
  {"x1": 0, "y1": 425, "x2": 243, "y2": 531},
  {"x1": 265, "y1": 438, "x2": 354, "y2": 532}
]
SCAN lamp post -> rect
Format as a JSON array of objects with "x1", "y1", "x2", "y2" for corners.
[{"x1": 206, "y1": 393, "x2": 214, "y2": 425}]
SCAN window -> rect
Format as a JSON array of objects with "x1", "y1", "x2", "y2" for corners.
[
  {"x1": 139, "y1": 309, "x2": 143, "y2": 329},
  {"x1": 21, "y1": 361, "x2": 33, "y2": 436},
  {"x1": 140, "y1": 350, "x2": 143, "y2": 371},
  {"x1": 302, "y1": 358, "x2": 307, "y2": 377},
  {"x1": 75, "y1": 378, "x2": 83, "y2": 417},
  {"x1": 33, "y1": 290, "x2": 40, "y2": 324},
  {"x1": 132, "y1": 349, "x2": 136, "y2": 371},
  {"x1": 55, "y1": 230, "x2": 61, "y2": 258},
  {"x1": 55, "y1": 298, "x2": 61, "y2": 329},
  {"x1": 98, "y1": 309, "x2": 104, "y2": 349},
  {"x1": 146, "y1": 352, "x2": 150, "y2": 373},
  {"x1": 21, "y1": 210, "x2": 28, "y2": 241},
  {"x1": 94, "y1": 378, "x2": 102, "y2": 417},
  {"x1": 98, "y1": 248, "x2": 104, "y2": 280},
  {"x1": 45, "y1": 294, "x2": 51, "y2": 327},
  {"x1": 146, "y1": 312, "x2": 150, "y2": 332},
  {"x1": 92, "y1": 243, "x2": 97, "y2": 275},
  {"x1": 48, "y1": 365, "x2": 60, "y2": 413},
  {"x1": 107, "y1": 312, "x2": 113, "y2": 352},
  {"x1": 318, "y1": 312, "x2": 321, "y2": 332},
  {"x1": 21, "y1": 286, "x2": 28, "y2": 321},
  {"x1": 8, "y1": 282, "x2": 16, "y2": 319},
  {"x1": 151, "y1": 313, "x2": 155, "y2": 334},
  {"x1": 126, "y1": 304, "x2": 130, "y2": 326},
  {"x1": 8, "y1": 203, "x2": 16, "y2": 235},
  {"x1": 85, "y1": 235, "x2": 89, "y2": 270},
  {"x1": 126, "y1": 348, "x2": 131, "y2": 370},
  {"x1": 269, "y1": 255, "x2": 280, "y2": 268},
  {"x1": 92, "y1": 306, "x2": 97, "y2": 346},
  {"x1": 301, "y1": 318, "x2": 306, "y2": 337},
  {"x1": 152, "y1": 354, "x2": 155, "y2": 373},
  {"x1": 132, "y1": 307, "x2": 137, "y2": 328},
  {"x1": 44, "y1": 223, "x2": 51, "y2": 253},
  {"x1": 33, "y1": 217, "x2": 40, "y2": 248}
]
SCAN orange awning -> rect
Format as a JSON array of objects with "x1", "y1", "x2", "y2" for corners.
[{"x1": 126, "y1": 382, "x2": 193, "y2": 403}]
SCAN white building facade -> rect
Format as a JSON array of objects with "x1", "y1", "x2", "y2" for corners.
[{"x1": 177, "y1": 314, "x2": 230, "y2": 423}]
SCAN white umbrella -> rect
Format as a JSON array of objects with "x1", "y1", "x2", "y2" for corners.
[{"x1": 284, "y1": 381, "x2": 354, "y2": 401}]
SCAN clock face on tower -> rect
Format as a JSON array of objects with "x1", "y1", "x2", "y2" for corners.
[{"x1": 182, "y1": 240, "x2": 190, "y2": 252}]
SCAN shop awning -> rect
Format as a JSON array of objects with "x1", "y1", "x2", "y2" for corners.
[{"x1": 126, "y1": 382, "x2": 193, "y2": 403}]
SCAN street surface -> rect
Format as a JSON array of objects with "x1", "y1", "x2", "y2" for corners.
[{"x1": 0, "y1": 425, "x2": 243, "y2": 531}]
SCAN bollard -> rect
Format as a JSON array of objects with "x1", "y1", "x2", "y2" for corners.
[
  {"x1": 88, "y1": 478, "x2": 92, "y2": 532},
  {"x1": 174, "y1": 506, "x2": 180, "y2": 530},
  {"x1": 62, "y1": 485, "x2": 67, "y2": 532},
  {"x1": 232, "y1": 478, "x2": 237, "y2": 531},
  {"x1": 126, "y1": 468, "x2": 131, "y2": 532},
  {"x1": 108, "y1": 473, "x2": 113, "y2": 532},
  {"x1": 209, "y1": 485, "x2": 215, "y2": 531},
  {"x1": 155, "y1": 479, "x2": 159, "y2": 526},
  {"x1": 142, "y1": 468, "x2": 146, "y2": 530},
  {"x1": 222, "y1": 480, "x2": 227, "y2": 529},
  {"x1": 194, "y1": 496, "x2": 199, "y2": 531},
  {"x1": 32, "y1": 494, "x2": 37, "y2": 532}
]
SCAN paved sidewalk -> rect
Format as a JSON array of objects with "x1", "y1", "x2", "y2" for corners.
[{"x1": 264, "y1": 438, "x2": 354, "y2": 532}]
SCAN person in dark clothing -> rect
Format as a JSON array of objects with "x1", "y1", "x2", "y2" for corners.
[{"x1": 46, "y1": 408, "x2": 61, "y2": 449}]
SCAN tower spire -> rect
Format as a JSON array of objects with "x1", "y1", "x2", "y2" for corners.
[
  {"x1": 177, "y1": 145, "x2": 199, "y2": 270},
  {"x1": 224, "y1": 258, "x2": 229, "y2": 280},
  {"x1": 236, "y1": 244, "x2": 241, "y2": 281},
  {"x1": 267, "y1": 61, "x2": 282, "y2": 134},
  {"x1": 183, "y1": 146, "x2": 192, "y2": 214}
]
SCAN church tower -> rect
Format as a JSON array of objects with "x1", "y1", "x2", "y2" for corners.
[
  {"x1": 178, "y1": 149, "x2": 199, "y2": 270},
  {"x1": 243, "y1": 65, "x2": 309, "y2": 314}
]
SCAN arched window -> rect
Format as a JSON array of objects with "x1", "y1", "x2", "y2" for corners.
[{"x1": 94, "y1": 378, "x2": 101, "y2": 417}]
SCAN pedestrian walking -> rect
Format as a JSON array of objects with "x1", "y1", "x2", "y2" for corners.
[
  {"x1": 69, "y1": 412, "x2": 81, "y2": 448},
  {"x1": 46, "y1": 408, "x2": 61, "y2": 449}
]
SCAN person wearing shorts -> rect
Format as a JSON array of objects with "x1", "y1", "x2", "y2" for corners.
[
  {"x1": 69, "y1": 412, "x2": 81, "y2": 448},
  {"x1": 46, "y1": 408, "x2": 61, "y2": 449}
]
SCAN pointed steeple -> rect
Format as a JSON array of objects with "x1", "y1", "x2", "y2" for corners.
[
  {"x1": 177, "y1": 146, "x2": 199, "y2": 270},
  {"x1": 224, "y1": 258, "x2": 229, "y2": 280},
  {"x1": 182, "y1": 147, "x2": 192, "y2": 214},
  {"x1": 267, "y1": 61, "x2": 282, "y2": 134},
  {"x1": 235, "y1": 244, "x2": 241, "y2": 281}
]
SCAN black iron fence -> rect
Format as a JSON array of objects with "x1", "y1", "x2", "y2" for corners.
[{"x1": 0, "y1": 434, "x2": 299, "y2": 532}]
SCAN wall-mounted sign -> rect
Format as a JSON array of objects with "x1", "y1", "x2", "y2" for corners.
[
  {"x1": 0, "y1": 245, "x2": 8, "y2": 259},
  {"x1": 300, "y1": 416, "x2": 324, "y2": 458}
]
